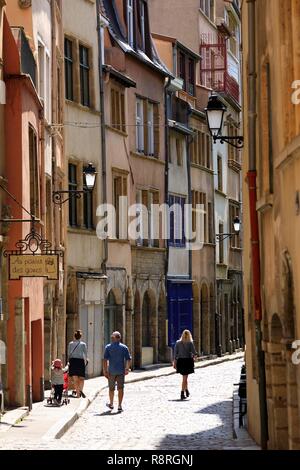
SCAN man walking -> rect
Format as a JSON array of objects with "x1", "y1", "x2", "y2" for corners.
[{"x1": 103, "y1": 331, "x2": 131, "y2": 412}]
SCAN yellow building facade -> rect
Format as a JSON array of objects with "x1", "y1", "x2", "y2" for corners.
[{"x1": 242, "y1": 0, "x2": 300, "y2": 450}]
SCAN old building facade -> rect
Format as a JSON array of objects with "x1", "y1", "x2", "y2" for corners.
[
  {"x1": 242, "y1": 0, "x2": 300, "y2": 450},
  {"x1": 62, "y1": 0, "x2": 106, "y2": 378},
  {"x1": 101, "y1": 0, "x2": 169, "y2": 368}
]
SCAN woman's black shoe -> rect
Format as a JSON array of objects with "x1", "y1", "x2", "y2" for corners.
[
  {"x1": 185, "y1": 389, "x2": 190, "y2": 398},
  {"x1": 181, "y1": 391, "x2": 186, "y2": 400},
  {"x1": 80, "y1": 391, "x2": 86, "y2": 398}
]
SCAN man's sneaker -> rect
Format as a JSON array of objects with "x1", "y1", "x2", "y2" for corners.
[
  {"x1": 118, "y1": 405, "x2": 123, "y2": 412},
  {"x1": 106, "y1": 403, "x2": 114, "y2": 410}
]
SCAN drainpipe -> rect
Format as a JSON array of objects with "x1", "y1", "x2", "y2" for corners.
[
  {"x1": 96, "y1": 1, "x2": 108, "y2": 275},
  {"x1": 246, "y1": 0, "x2": 268, "y2": 449}
]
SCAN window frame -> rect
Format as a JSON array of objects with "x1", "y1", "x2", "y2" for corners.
[
  {"x1": 79, "y1": 44, "x2": 90, "y2": 107},
  {"x1": 64, "y1": 37, "x2": 74, "y2": 102},
  {"x1": 68, "y1": 163, "x2": 78, "y2": 227}
]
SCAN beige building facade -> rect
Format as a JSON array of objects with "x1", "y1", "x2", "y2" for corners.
[
  {"x1": 242, "y1": 0, "x2": 300, "y2": 450},
  {"x1": 62, "y1": 0, "x2": 106, "y2": 377}
]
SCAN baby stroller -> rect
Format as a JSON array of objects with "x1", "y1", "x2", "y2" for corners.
[{"x1": 47, "y1": 371, "x2": 70, "y2": 406}]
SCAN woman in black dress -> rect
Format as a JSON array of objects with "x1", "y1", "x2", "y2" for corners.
[
  {"x1": 68, "y1": 330, "x2": 88, "y2": 398},
  {"x1": 173, "y1": 330, "x2": 197, "y2": 400}
]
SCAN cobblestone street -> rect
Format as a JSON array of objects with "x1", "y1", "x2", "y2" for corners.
[{"x1": 0, "y1": 359, "x2": 258, "y2": 450}]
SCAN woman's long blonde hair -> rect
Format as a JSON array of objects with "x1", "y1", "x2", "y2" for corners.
[{"x1": 180, "y1": 329, "x2": 193, "y2": 343}]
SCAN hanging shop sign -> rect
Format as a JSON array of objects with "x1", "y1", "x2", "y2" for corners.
[{"x1": 4, "y1": 227, "x2": 64, "y2": 281}]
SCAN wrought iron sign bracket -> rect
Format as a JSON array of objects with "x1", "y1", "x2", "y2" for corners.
[
  {"x1": 213, "y1": 135, "x2": 244, "y2": 149},
  {"x1": 216, "y1": 233, "x2": 236, "y2": 243},
  {"x1": 52, "y1": 190, "x2": 91, "y2": 206}
]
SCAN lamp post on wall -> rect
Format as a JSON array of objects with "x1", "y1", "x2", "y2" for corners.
[
  {"x1": 216, "y1": 216, "x2": 241, "y2": 243},
  {"x1": 52, "y1": 163, "x2": 97, "y2": 205},
  {"x1": 205, "y1": 94, "x2": 244, "y2": 149}
]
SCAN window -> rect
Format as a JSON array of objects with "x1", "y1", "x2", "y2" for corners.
[
  {"x1": 217, "y1": 156, "x2": 223, "y2": 192},
  {"x1": 136, "y1": 97, "x2": 159, "y2": 156},
  {"x1": 191, "y1": 129, "x2": 211, "y2": 169},
  {"x1": 113, "y1": 173, "x2": 128, "y2": 239},
  {"x1": 176, "y1": 138, "x2": 183, "y2": 166},
  {"x1": 228, "y1": 123, "x2": 240, "y2": 166},
  {"x1": 68, "y1": 163, "x2": 78, "y2": 227},
  {"x1": 147, "y1": 102, "x2": 154, "y2": 156},
  {"x1": 169, "y1": 195, "x2": 186, "y2": 247},
  {"x1": 38, "y1": 42, "x2": 45, "y2": 102},
  {"x1": 192, "y1": 191, "x2": 207, "y2": 243},
  {"x1": 136, "y1": 189, "x2": 159, "y2": 247},
  {"x1": 229, "y1": 203, "x2": 241, "y2": 249},
  {"x1": 29, "y1": 126, "x2": 40, "y2": 218},
  {"x1": 178, "y1": 51, "x2": 195, "y2": 96},
  {"x1": 79, "y1": 45, "x2": 90, "y2": 107},
  {"x1": 179, "y1": 52, "x2": 186, "y2": 87},
  {"x1": 188, "y1": 58, "x2": 195, "y2": 96},
  {"x1": 45, "y1": 53, "x2": 50, "y2": 122},
  {"x1": 127, "y1": 0, "x2": 134, "y2": 47},
  {"x1": 208, "y1": 202, "x2": 213, "y2": 243},
  {"x1": 218, "y1": 223, "x2": 224, "y2": 263},
  {"x1": 83, "y1": 174, "x2": 94, "y2": 230},
  {"x1": 140, "y1": 0, "x2": 146, "y2": 51},
  {"x1": 46, "y1": 179, "x2": 53, "y2": 242},
  {"x1": 200, "y1": 0, "x2": 214, "y2": 21},
  {"x1": 136, "y1": 98, "x2": 144, "y2": 152},
  {"x1": 65, "y1": 38, "x2": 74, "y2": 101},
  {"x1": 228, "y1": 13, "x2": 238, "y2": 57},
  {"x1": 111, "y1": 87, "x2": 126, "y2": 133}
]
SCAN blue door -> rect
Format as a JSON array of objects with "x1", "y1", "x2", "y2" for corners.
[{"x1": 167, "y1": 281, "x2": 193, "y2": 348}]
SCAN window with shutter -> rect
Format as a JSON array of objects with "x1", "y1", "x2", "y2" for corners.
[
  {"x1": 153, "y1": 103, "x2": 160, "y2": 157},
  {"x1": 136, "y1": 98, "x2": 144, "y2": 153}
]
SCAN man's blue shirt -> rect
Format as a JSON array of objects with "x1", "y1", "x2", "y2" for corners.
[{"x1": 104, "y1": 342, "x2": 131, "y2": 375}]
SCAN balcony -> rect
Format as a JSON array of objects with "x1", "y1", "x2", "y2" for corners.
[{"x1": 200, "y1": 40, "x2": 240, "y2": 106}]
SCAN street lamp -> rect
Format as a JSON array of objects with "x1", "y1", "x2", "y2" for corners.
[
  {"x1": 205, "y1": 94, "x2": 244, "y2": 149},
  {"x1": 216, "y1": 216, "x2": 241, "y2": 243},
  {"x1": 53, "y1": 163, "x2": 97, "y2": 205}
]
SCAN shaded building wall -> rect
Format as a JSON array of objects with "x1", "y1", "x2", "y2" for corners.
[{"x1": 242, "y1": 0, "x2": 300, "y2": 449}]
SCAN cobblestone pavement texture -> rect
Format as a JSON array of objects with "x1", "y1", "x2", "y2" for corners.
[{"x1": 0, "y1": 358, "x2": 258, "y2": 450}]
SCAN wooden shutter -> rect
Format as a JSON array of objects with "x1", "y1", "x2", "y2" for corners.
[{"x1": 154, "y1": 103, "x2": 160, "y2": 157}]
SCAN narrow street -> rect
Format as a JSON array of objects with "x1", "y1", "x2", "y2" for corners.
[{"x1": 0, "y1": 359, "x2": 257, "y2": 450}]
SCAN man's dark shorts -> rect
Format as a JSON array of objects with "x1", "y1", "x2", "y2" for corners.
[{"x1": 108, "y1": 374, "x2": 125, "y2": 391}]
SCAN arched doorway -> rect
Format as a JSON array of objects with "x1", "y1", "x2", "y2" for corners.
[
  {"x1": 104, "y1": 290, "x2": 123, "y2": 347},
  {"x1": 200, "y1": 283, "x2": 209, "y2": 355},
  {"x1": 141, "y1": 290, "x2": 157, "y2": 366}
]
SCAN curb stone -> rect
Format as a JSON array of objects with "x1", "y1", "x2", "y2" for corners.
[
  {"x1": 46, "y1": 351, "x2": 245, "y2": 440},
  {"x1": 0, "y1": 408, "x2": 29, "y2": 433}
]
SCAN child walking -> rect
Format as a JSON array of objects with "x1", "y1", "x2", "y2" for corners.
[{"x1": 51, "y1": 359, "x2": 69, "y2": 405}]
